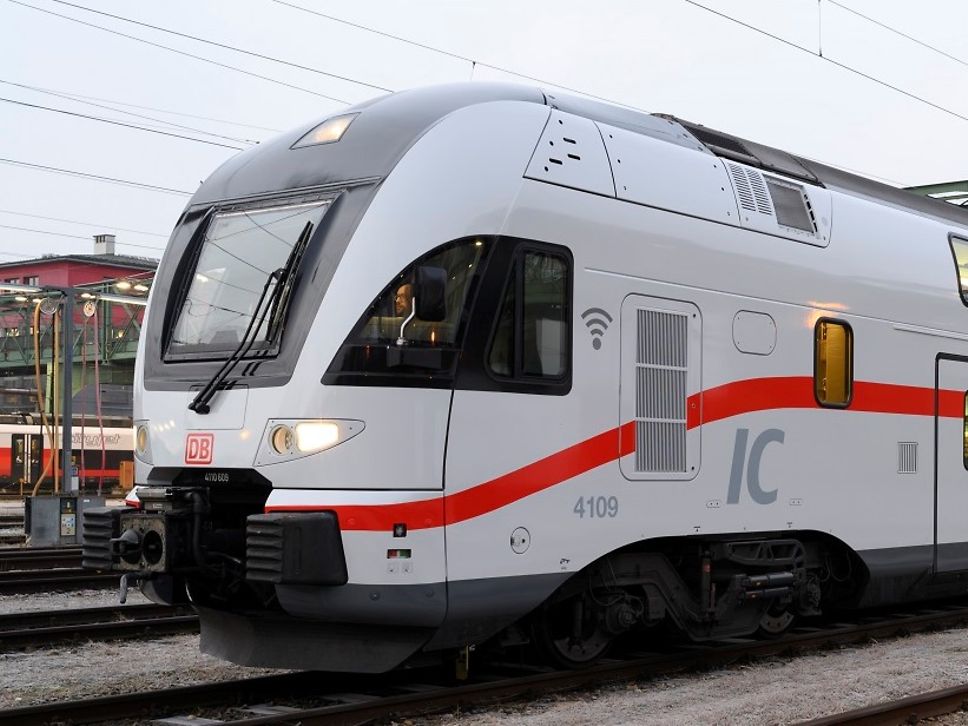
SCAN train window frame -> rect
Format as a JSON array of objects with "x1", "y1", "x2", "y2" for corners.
[
  {"x1": 948, "y1": 235, "x2": 968, "y2": 307},
  {"x1": 963, "y1": 391, "x2": 968, "y2": 472},
  {"x1": 485, "y1": 244, "x2": 572, "y2": 390},
  {"x1": 813, "y1": 317, "x2": 853, "y2": 409}
]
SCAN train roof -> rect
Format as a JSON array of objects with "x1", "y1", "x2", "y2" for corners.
[{"x1": 193, "y1": 82, "x2": 968, "y2": 230}]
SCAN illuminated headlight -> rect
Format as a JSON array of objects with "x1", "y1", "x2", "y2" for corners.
[
  {"x1": 134, "y1": 422, "x2": 152, "y2": 464},
  {"x1": 295, "y1": 422, "x2": 340, "y2": 453},
  {"x1": 256, "y1": 419, "x2": 364, "y2": 465}
]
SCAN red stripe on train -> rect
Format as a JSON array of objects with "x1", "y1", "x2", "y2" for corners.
[{"x1": 266, "y1": 376, "x2": 965, "y2": 531}]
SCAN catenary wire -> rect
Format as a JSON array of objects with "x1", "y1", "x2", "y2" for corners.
[
  {"x1": 0, "y1": 79, "x2": 263, "y2": 144},
  {"x1": 7, "y1": 0, "x2": 350, "y2": 104},
  {"x1": 269, "y1": 0, "x2": 644, "y2": 111},
  {"x1": 0, "y1": 209, "x2": 169, "y2": 238},
  {"x1": 1, "y1": 80, "x2": 282, "y2": 133},
  {"x1": 681, "y1": 0, "x2": 968, "y2": 126},
  {"x1": 45, "y1": 0, "x2": 392, "y2": 93},
  {"x1": 0, "y1": 97, "x2": 247, "y2": 150},
  {"x1": 0, "y1": 158, "x2": 194, "y2": 196},
  {"x1": 828, "y1": 0, "x2": 968, "y2": 69},
  {"x1": 0, "y1": 223, "x2": 166, "y2": 251}
]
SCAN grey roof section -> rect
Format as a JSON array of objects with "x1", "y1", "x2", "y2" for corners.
[
  {"x1": 190, "y1": 82, "x2": 547, "y2": 206},
  {"x1": 0, "y1": 253, "x2": 158, "y2": 271},
  {"x1": 186, "y1": 80, "x2": 966, "y2": 230}
]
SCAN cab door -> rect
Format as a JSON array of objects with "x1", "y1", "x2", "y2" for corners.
[
  {"x1": 935, "y1": 356, "x2": 968, "y2": 572},
  {"x1": 443, "y1": 239, "x2": 578, "y2": 639}
]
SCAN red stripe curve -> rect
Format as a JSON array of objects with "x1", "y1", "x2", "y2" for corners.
[{"x1": 266, "y1": 377, "x2": 965, "y2": 531}]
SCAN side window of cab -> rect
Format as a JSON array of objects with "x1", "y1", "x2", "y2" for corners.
[{"x1": 487, "y1": 246, "x2": 572, "y2": 392}]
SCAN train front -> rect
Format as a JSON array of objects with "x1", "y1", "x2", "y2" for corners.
[{"x1": 80, "y1": 83, "x2": 551, "y2": 672}]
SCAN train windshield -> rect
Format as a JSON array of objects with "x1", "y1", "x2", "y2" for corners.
[{"x1": 167, "y1": 201, "x2": 330, "y2": 359}]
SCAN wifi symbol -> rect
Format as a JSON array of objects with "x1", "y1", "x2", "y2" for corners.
[{"x1": 581, "y1": 307, "x2": 613, "y2": 350}]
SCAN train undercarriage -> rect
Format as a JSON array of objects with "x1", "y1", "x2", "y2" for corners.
[{"x1": 82, "y1": 480, "x2": 868, "y2": 671}]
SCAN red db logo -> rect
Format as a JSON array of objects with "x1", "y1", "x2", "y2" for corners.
[{"x1": 185, "y1": 433, "x2": 214, "y2": 465}]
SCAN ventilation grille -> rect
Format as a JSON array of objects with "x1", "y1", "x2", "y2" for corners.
[
  {"x1": 81, "y1": 507, "x2": 117, "y2": 570},
  {"x1": 634, "y1": 309, "x2": 688, "y2": 473},
  {"x1": 898, "y1": 442, "x2": 918, "y2": 474},
  {"x1": 727, "y1": 162, "x2": 774, "y2": 216},
  {"x1": 246, "y1": 516, "x2": 285, "y2": 583}
]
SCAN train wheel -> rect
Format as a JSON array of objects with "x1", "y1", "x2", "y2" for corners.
[
  {"x1": 757, "y1": 604, "x2": 795, "y2": 636},
  {"x1": 535, "y1": 592, "x2": 613, "y2": 668}
]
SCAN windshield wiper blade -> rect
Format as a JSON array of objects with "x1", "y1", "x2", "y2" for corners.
[{"x1": 187, "y1": 220, "x2": 314, "y2": 415}]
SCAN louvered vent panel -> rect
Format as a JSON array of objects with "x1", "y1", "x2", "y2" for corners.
[
  {"x1": 746, "y1": 168, "x2": 774, "y2": 215},
  {"x1": 898, "y1": 442, "x2": 918, "y2": 474},
  {"x1": 634, "y1": 309, "x2": 688, "y2": 473},
  {"x1": 246, "y1": 516, "x2": 285, "y2": 583},
  {"x1": 81, "y1": 507, "x2": 117, "y2": 570},
  {"x1": 727, "y1": 162, "x2": 756, "y2": 213}
]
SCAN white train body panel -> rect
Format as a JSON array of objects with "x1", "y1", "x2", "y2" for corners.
[{"x1": 109, "y1": 83, "x2": 968, "y2": 672}]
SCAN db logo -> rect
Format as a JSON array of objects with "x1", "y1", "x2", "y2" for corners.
[{"x1": 185, "y1": 433, "x2": 214, "y2": 465}]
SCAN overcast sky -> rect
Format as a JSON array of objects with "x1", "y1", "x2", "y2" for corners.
[{"x1": 1, "y1": 0, "x2": 966, "y2": 262}]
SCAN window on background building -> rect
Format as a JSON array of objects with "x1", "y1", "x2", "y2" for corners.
[
  {"x1": 24, "y1": 276, "x2": 38, "y2": 287},
  {"x1": 814, "y1": 319, "x2": 853, "y2": 407}
]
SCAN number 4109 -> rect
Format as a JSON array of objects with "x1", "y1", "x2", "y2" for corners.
[{"x1": 573, "y1": 495, "x2": 619, "y2": 519}]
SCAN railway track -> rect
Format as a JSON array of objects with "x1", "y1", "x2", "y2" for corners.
[
  {"x1": 0, "y1": 545, "x2": 81, "y2": 570},
  {"x1": 0, "y1": 567, "x2": 116, "y2": 594},
  {"x1": 5, "y1": 600, "x2": 968, "y2": 725},
  {"x1": 0, "y1": 603, "x2": 198, "y2": 649},
  {"x1": 800, "y1": 683, "x2": 968, "y2": 724}
]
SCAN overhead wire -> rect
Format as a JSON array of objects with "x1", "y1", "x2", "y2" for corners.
[
  {"x1": 827, "y1": 0, "x2": 968, "y2": 69},
  {"x1": 47, "y1": 0, "x2": 392, "y2": 93},
  {"x1": 269, "y1": 0, "x2": 645, "y2": 111},
  {"x1": 0, "y1": 209, "x2": 169, "y2": 238},
  {"x1": 681, "y1": 0, "x2": 968, "y2": 126},
  {"x1": 0, "y1": 158, "x2": 193, "y2": 195},
  {"x1": 0, "y1": 96, "x2": 247, "y2": 150},
  {"x1": 1, "y1": 80, "x2": 282, "y2": 132},
  {"x1": 0, "y1": 223, "x2": 166, "y2": 251},
  {"x1": 0, "y1": 78, "x2": 265, "y2": 144},
  {"x1": 6, "y1": 0, "x2": 350, "y2": 104}
]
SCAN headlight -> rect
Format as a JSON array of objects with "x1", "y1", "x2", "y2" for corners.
[
  {"x1": 270, "y1": 425, "x2": 293, "y2": 454},
  {"x1": 294, "y1": 422, "x2": 340, "y2": 453},
  {"x1": 134, "y1": 422, "x2": 152, "y2": 464},
  {"x1": 256, "y1": 419, "x2": 364, "y2": 465}
]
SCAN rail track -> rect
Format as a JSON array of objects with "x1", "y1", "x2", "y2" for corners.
[
  {"x1": 5, "y1": 600, "x2": 968, "y2": 725},
  {"x1": 0, "y1": 566, "x2": 116, "y2": 594},
  {"x1": 0, "y1": 603, "x2": 198, "y2": 650}
]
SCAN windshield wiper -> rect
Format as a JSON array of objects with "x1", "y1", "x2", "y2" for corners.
[{"x1": 188, "y1": 220, "x2": 314, "y2": 414}]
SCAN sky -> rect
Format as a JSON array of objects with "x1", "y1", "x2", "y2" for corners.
[{"x1": 1, "y1": 0, "x2": 966, "y2": 262}]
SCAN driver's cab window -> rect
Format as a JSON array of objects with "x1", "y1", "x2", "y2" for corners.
[
  {"x1": 323, "y1": 238, "x2": 490, "y2": 385},
  {"x1": 357, "y1": 240, "x2": 486, "y2": 346}
]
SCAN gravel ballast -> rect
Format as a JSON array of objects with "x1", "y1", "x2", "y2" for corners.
[{"x1": 3, "y1": 587, "x2": 968, "y2": 722}]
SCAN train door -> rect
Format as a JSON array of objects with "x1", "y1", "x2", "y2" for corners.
[
  {"x1": 442, "y1": 241, "x2": 576, "y2": 637},
  {"x1": 11, "y1": 433, "x2": 43, "y2": 489},
  {"x1": 935, "y1": 357, "x2": 968, "y2": 572}
]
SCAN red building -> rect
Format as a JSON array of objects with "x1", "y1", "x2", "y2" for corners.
[
  {"x1": 0, "y1": 234, "x2": 157, "y2": 418},
  {"x1": 0, "y1": 234, "x2": 156, "y2": 289}
]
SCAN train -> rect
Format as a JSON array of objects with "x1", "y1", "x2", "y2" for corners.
[
  {"x1": 0, "y1": 416, "x2": 133, "y2": 492},
  {"x1": 82, "y1": 82, "x2": 968, "y2": 672}
]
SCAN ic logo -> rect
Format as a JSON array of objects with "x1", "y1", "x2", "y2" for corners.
[
  {"x1": 185, "y1": 433, "x2": 214, "y2": 465},
  {"x1": 581, "y1": 307, "x2": 613, "y2": 350}
]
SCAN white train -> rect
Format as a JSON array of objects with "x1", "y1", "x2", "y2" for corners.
[{"x1": 83, "y1": 83, "x2": 968, "y2": 672}]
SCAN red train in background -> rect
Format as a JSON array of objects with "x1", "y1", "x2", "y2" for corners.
[{"x1": 0, "y1": 415, "x2": 133, "y2": 493}]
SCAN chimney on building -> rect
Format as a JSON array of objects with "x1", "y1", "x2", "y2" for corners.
[{"x1": 93, "y1": 233, "x2": 116, "y2": 255}]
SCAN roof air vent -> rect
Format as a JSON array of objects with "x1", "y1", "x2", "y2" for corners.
[{"x1": 727, "y1": 162, "x2": 773, "y2": 216}]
